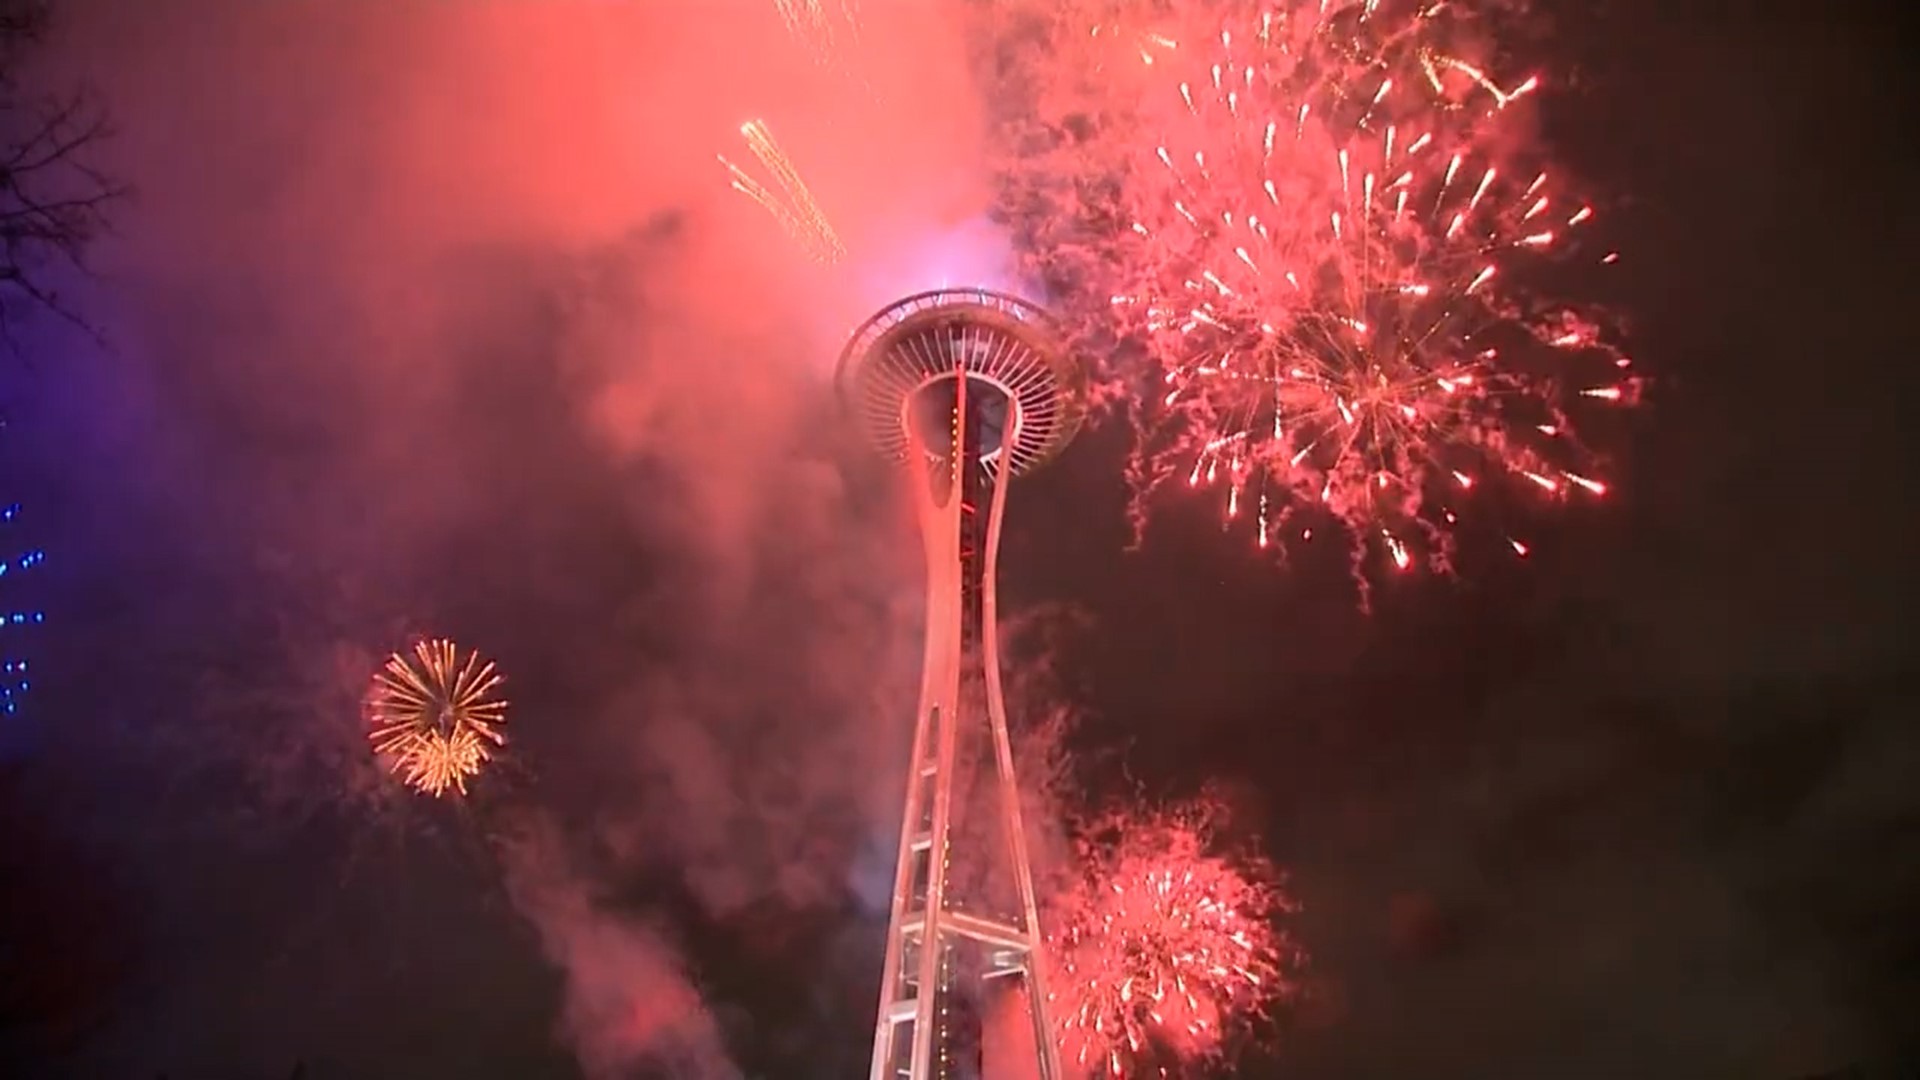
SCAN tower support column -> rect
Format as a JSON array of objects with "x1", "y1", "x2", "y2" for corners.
[{"x1": 838, "y1": 291, "x2": 1085, "y2": 1080}]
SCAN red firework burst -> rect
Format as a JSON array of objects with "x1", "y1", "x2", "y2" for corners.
[
  {"x1": 1045, "y1": 801, "x2": 1300, "y2": 1077},
  {"x1": 1104, "y1": 0, "x2": 1637, "y2": 572}
]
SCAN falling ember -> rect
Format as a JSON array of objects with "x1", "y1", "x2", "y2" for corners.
[
  {"x1": 365, "y1": 638, "x2": 508, "y2": 798},
  {"x1": 718, "y1": 119, "x2": 846, "y2": 263},
  {"x1": 1088, "y1": 0, "x2": 1632, "y2": 577},
  {"x1": 1387, "y1": 533, "x2": 1412, "y2": 569},
  {"x1": 1565, "y1": 472, "x2": 1607, "y2": 495},
  {"x1": 1046, "y1": 800, "x2": 1300, "y2": 1077}
]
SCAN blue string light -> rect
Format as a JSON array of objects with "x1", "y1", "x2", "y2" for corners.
[{"x1": 2, "y1": 414, "x2": 43, "y2": 718}]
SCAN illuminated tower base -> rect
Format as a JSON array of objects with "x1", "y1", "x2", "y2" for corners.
[{"x1": 839, "y1": 291, "x2": 1086, "y2": 1080}]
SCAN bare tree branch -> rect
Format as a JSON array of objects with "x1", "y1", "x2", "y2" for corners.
[{"x1": 1, "y1": 0, "x2": 126, "y2": 355}]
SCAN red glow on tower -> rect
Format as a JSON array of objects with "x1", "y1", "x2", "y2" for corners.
[{"x1": 840, "y1": 290, "x2": 1087, "y2": 1080}]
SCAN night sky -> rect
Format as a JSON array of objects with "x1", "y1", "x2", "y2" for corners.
[{"x1": 3, "y1": 1, "x2": 1917, "y2": 1078}]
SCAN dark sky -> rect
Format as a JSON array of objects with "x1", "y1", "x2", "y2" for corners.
[{"x1": 4, "y1": 1, "x2": 1918, "y2": 1079}]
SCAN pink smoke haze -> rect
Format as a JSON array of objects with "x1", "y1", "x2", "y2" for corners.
[
  {"x1": 55, "y1": 0, "x2": 1011, "y2": 365},
  {"x1": 501, "y1": 816, "x2": 742, "y2": 1080},
  {"x1": 36, "y1": 0, "x2": 1036, "y2": 1073}
]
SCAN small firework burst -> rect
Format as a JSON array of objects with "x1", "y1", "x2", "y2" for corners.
[
  {"x1": 364, "y1": 638, "x2": 507, "y2": 798},
  {"x1": 1097, "y1": 0, "x2": 1636, "y2": 575},
  {"x1": 1046, "y1": 800, "x2": 1300, "y2": 1076}
]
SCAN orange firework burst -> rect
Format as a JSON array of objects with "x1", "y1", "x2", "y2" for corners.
[
  {"x1": 364, "y1": 638, "x2": 507, "y2": 798},
  {"x1": 1108, "y1": 0, "x2": 1637, "y2": 573},
  {"x1": 1046, "y1": 801, "x2": 1300, "y2": 1077}
]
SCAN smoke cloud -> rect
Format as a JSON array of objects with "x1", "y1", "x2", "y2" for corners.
[
  {"x1": 499, "y1": 815, "x2": 740, "y2": 1080},
  {"x1": 21, "y1": 0, "x2": 1039, "y2": 1072}
]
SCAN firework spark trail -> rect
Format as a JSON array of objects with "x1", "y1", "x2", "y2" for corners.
[
  {"x1": 718, "y1": 118, "x2": 847, "y2": 264},
  {"x1": 1085, "y1": 0, "x2": 1636, "y2": 574},
  {"x1": 771, "y1": 0, "x2": 825, "y2": 33},
  {"x1": 772, "y1": 0, "x2": 861, "y2": 66},
  {"x1": 1088, "y1": 14, "x2": 1181, "y2": 70},
  {"x1": 365, "y1": 638, "x2": 508, "y2": 798},
  {"x1": 1046, "y1": 800, "x2": 1300, "y2": 1077}
]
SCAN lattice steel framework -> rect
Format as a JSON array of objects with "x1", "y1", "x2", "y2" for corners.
[{"x1": 839, "y1": 289, "x2": 1085, "y2": 1080}]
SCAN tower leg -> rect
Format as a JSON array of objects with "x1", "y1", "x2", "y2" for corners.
[
  {"x1": 869, "y1": 384, "x2": 970, "y2": 1080},
  {"x1": 981, "y1": 441, "x2": 1063, "y2": 1080},
  {"x1": 868, "y1": 369, "x2": 1062, "y2": 1080}
]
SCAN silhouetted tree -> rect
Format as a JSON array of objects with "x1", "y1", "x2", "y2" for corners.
[{"x1": 1, "y1": 0, "x2": 121, "y2": 348}]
